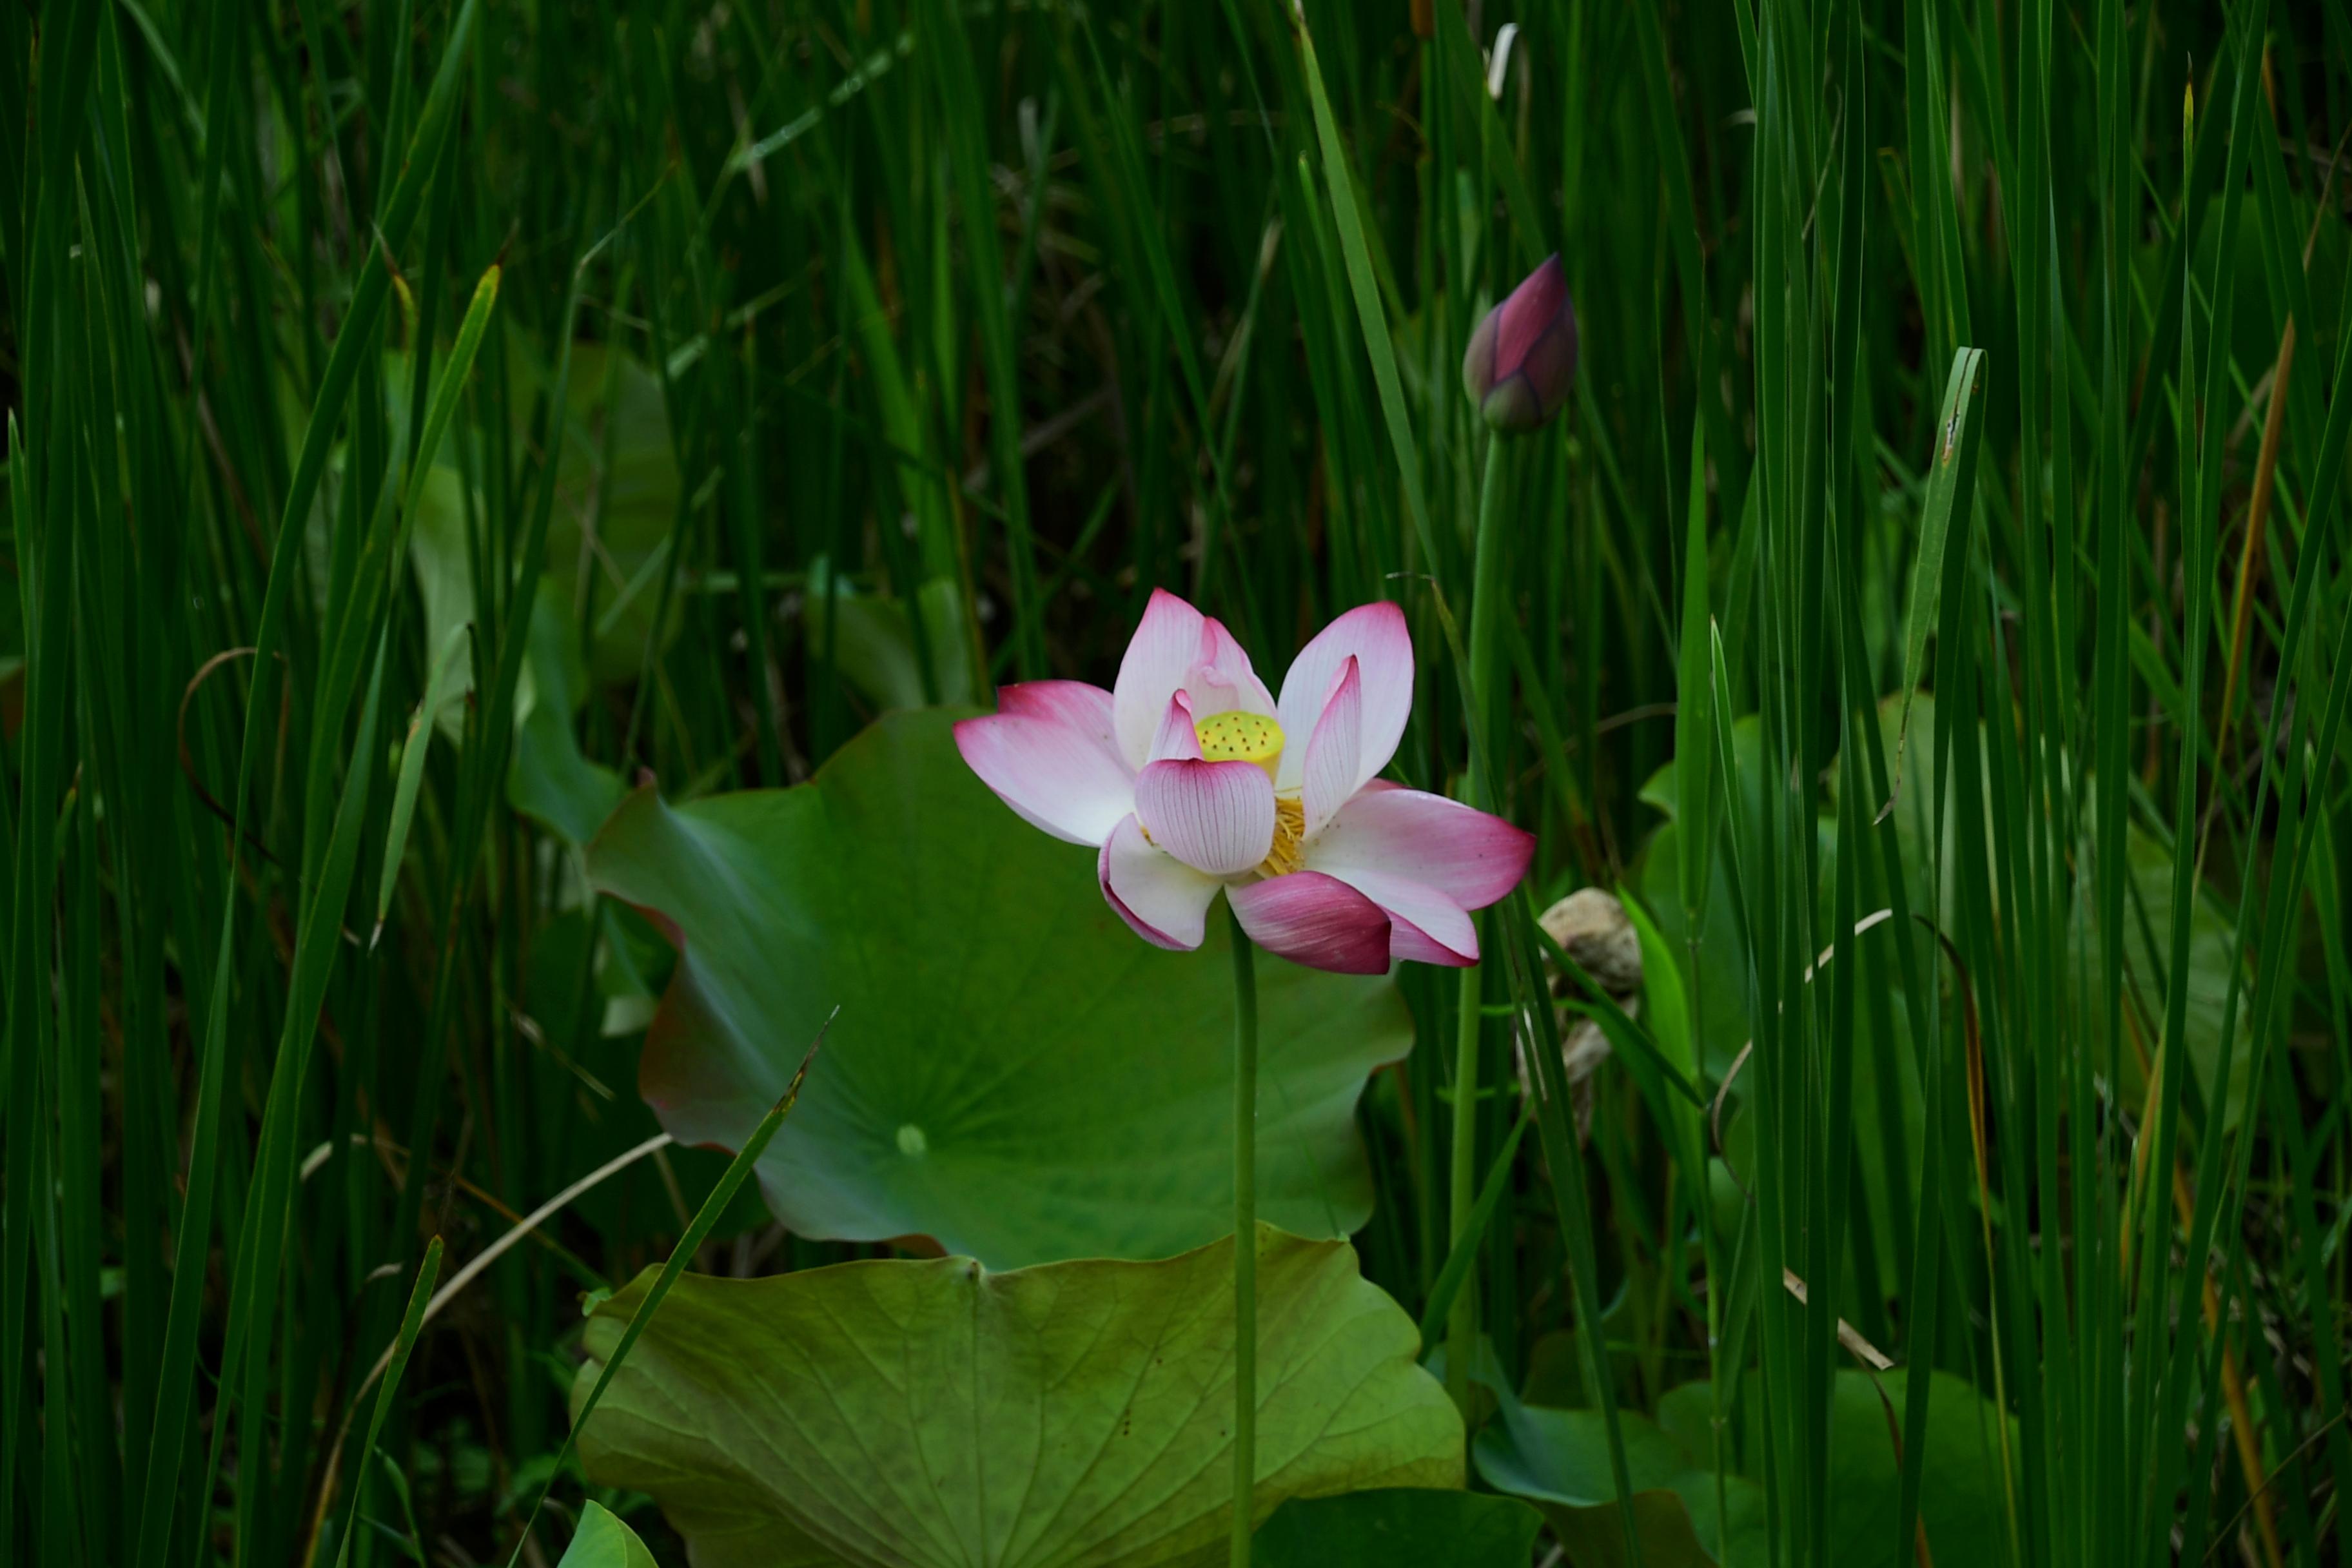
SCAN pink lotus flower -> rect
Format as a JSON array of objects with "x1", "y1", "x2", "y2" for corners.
[{"x1": 954, "y1": 591, "x2": 1535, "y2": 975}]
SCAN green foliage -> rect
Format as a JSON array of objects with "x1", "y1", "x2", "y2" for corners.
[{"x1": 571, "y1": 1229, "x2": 1461, "y2": 1566}]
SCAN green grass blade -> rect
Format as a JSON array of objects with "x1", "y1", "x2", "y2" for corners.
[{"x1": 331, "y1": 1237, "x2": 445, "y2": 1568}]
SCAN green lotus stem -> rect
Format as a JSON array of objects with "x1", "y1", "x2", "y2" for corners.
[
  {"x1": 1447, "y1": 441, "x2": 1511, "y2": 1413},
  {"x1": 1228, "y1": 901, "x2": 1259, "y2": 1567}
]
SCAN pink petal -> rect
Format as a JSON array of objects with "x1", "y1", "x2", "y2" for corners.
[
  {"x1": 1387, "y1": 909, "x2": 1478, "y2": 968},
  {"x1": 995, "y1": 678, "x2": 1117, "y2": 735},
  {"x1": 1301, "y1": 656, "x2": 1362, "y2": 838},
  {"x1": 1494, "y1": 254, "x2": 1572, "y2": 384},
  {"x1": 1304, "y1": 787, "x2": 1534, "y2": 910},
  {"x1": 1098, "y1": 814, "x2": 1223, "y2": 950},
  {"x1": 1112, "y1": 589, "x2": 1210, "y2": 769},
  {"x1": 1318, "y1": 866, "x2": 1478, "y2": 965},
  {"x1": 1185, "y1": 616, "x2": 1278, "y2": 720},
  {"x1": 1277, "y1": 602, "x2": 1413, "y2": 793},
  {"x1": 1135, "y1": 758, "x2": 1276, "y2": 876},
  {"x1": 954, "y1": 700, "x2": 1137, "y2": 848},
  {"x1": 1148, "y1": 691, "x2": 1202, "y2": 762},
  {"x1": 1228, "y1": 873, "x2": 1393, "y2": 975}
]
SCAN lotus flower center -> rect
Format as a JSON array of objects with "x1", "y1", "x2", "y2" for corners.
[{"x1": 1193, "y1": 710, "x2": 1284, "y2": 780}]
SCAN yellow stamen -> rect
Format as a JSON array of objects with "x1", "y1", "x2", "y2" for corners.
[
  {"x1": 1259, "y1": 796, "x2": 1306, "y2": 878},
  {"x1": 1193, "y1": 710, "x2": 1284, "y2": 781}
]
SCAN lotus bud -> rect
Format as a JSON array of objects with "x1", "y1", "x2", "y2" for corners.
[{"x1": 1461, "y1": 253, "x2": 1578, "y2": 435}]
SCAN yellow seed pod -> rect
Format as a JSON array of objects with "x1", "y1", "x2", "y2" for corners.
[{"x1": 1192, "y1": 710, "x2": 1284, "y2": 780}]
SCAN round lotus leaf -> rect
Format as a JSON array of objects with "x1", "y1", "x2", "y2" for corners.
[
  {"x1": 585, "y1": 709, "x2": 1418, "y2": 1268},
  {"x1": 571, "y1": 1228, "x2": 1462, "y2": 1568}
]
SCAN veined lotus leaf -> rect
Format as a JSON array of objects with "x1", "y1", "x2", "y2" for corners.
[
  {"x1": 585, "y1": 709, "x2": 1416, "y2": 1268},
  {"x1": 570, "y1": 1229, "x2": 1462, "y2": 1568},
  {"x1": 1251, "y1": 1488, "x2": 1540, "y2": 1565},
  {"x1": 555, "y1": 1501, "x2": 661, "y2": 1568}
]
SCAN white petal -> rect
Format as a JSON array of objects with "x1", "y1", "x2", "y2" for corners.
[
  {"x1": 1112, "y1": 589, "x2": 1208, "y2": 769},
  {"x1": 1300, "y1": 656, "x2": 1362, "y2": 838},
  {"x1": 1184, "y1": 617, "x2": 1279, "y2": 720},
  {"x1": 1098, "y1": 813, "x2": 1222, "y2": 950},
  {"x1": 1276, "y1": 602, "x2": 1413, "y2": 792},
  {"x1": 953, "y1": 687, "x2": 1135, "y2": 847},
  {"x1": 1305, "y1": 785, "x2": 1534, "y2": 910},
  {"x1": 1148, "y1": 691, "x2": 1203, "y2": 762}
]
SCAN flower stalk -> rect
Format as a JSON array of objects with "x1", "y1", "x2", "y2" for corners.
[
  {"x1": 1447, "y1": 440, "x2": 1513, "y2": 1411},
  {"x1": 1227, "y1": 902, "x2": 1259, "y2": 1568}
]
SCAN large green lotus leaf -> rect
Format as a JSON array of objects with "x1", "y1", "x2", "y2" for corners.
[
  {"x1": 1251, "y1": 1489, "x2": 1540, "y2": 1565},
  {"x1": 571, "y1": 1229, "x2": 1462, "y2": 1568},
  {"x1": 585, "y1": 708, "x2": 1415, "y2": 1268},
  {"x1": 556, "y1": 1502, "x2": 661, "y2": 1568},
  {"x1": 1473, "y1": 1392, "x2": 1765, "y2": 1567},
  {"x1": 1656, "y1": 1370, "x2": 2008, "y2": 1565}
]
